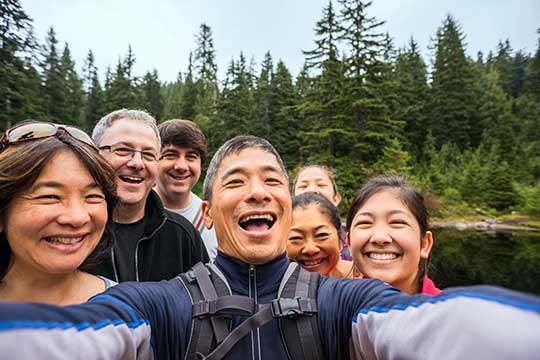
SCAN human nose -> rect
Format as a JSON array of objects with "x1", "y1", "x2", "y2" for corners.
[
  {"x1": 301, "y1": 239, "x2": 320, "y2": 256},
  {"x1": 57, "y1": 200, "x2": 91, "y2": 227},
  {"x1": 306, "y1": 184, "x2": 319, "y2": 194},
  {"x1": 173, "y1": 156, "x2": 189, "y2": 172},
  {"x1": 369, "y1": 225, "x2": 392, "y2": 245},
  {"x1": 127, "y1": 151, "x2": 145, "y2": 170},
  {"x1": 248, "y1": 179, "x2": 271, "y2": 202}
]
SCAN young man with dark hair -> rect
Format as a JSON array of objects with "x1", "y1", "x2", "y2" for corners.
[{"x1": 155, "y1": 119, "x2": 218, "y2": 260}]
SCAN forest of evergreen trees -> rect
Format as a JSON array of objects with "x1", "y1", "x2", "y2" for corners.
[{"x1": 2, "y1": 0, "x2": 540, "y2": 217}]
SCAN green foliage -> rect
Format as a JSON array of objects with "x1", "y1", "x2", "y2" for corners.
[{"x1": 1, "y1": 1, "x2": 539, "y2": 216}]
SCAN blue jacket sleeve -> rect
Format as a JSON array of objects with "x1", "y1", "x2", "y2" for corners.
[
  {"x1": 0, "y1": 278, "x2": 192, "y2": 359},
  {"x1": 349, "y1": 282, "x2": 540, "y2": 359}
]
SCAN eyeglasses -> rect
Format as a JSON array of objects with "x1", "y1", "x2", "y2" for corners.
[
  {"x1": 99, "y1": 144, "x2": 159, "y2": 163},
  {"x1": 0, "y1": 121, "x2": 96, "y2": 152}
]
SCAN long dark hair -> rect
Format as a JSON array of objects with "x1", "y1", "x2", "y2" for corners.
[
  {"x1": 0, "y1": 132, "x2": 117, "y2": 280},
  {"x1": 345, "y1": 175, "x2": 431, "y2": 285}
]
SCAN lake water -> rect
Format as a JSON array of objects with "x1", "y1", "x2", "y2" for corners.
[{"x1": 429, "y1": 227, "x2": 540, "y2": 295}]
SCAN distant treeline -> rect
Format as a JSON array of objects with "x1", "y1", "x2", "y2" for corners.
[{"x1": 1, "y1": 0, "x2": 540, "y2": 216}]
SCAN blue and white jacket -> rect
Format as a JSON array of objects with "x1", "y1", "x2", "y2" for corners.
[{"x1": 0, "y1": 252, "x2": 539, "y2": 359}]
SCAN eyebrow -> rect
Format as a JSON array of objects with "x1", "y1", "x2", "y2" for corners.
[
  {"x1": 289, "y1": 224, "x2": 328, "y2": 233},
  {"x1": 356, "y1": 210, "x2": 410, "y2": 217},
  {"x1": 221, "y1": 164, "x2": 282, "y2": 180}
]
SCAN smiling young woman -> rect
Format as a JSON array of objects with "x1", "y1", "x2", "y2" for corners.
[
  {"x1": 0, "y1": 121, "x2": 118, "y2": 305},
  {"x1": 345, "y1": 175, "x2": 440, "y2": 295}
]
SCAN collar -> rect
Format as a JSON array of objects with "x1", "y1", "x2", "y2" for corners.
[
  {"x1": 140, "y1": 190, "x2": 167, "y2": 236},
  {"x1": 215, "y1": 251, "x2": 290, "y2": 298}
]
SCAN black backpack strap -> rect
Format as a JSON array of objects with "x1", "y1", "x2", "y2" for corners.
[
  {"x1": 278, "y1": 262, "x2": 325, "y2": 360},
  {"x1": 180, "y1": 262, "x2": 232, "y2": 360}
]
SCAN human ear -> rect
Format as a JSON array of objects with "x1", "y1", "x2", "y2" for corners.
[
  {"x1": 202, "y1": 201, "x2": 213, "y2": 229},
  {"x1": 332, "y1": 191, "x2": 342, "y2": 207},
  {"x1": 420, "y1": 231, "x2": 434, "y2": 259}
]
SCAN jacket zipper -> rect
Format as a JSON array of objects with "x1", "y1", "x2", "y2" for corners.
[{"x1": 249, "y1": 265, "x2": 261, "y2": 360}]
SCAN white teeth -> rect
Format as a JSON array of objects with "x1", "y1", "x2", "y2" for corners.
[
  {"x1": 46, "y1": 236, "x2": 84, "y2": 245},
  {"x1": 368, "y1": 253, "x2": 397, "y2": 260},
  {"x1": 303, "y1": 259, "x2": 324, "y2": 266},
  {"x1": 240, "y1": 214, "x2": 274, "y2": 223},
  {"x1": 120, "y1": 175, "x2": 143, "y2": 182}
]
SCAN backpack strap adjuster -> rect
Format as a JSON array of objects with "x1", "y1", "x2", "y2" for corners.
[{"x1": 271, "y1": 297, "x2": 317, "y2": 318}]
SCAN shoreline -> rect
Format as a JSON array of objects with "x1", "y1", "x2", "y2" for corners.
[{"x1": 431, "y1": 219, "x2": 540, "y2": 232}]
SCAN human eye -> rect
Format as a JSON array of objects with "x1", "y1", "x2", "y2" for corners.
[
  {"x1": 225, "y1": 178, "x2": 244, "y2": 187},
  {"x1": 265, "y1": 177, "x2": 282, "y2": 185},
  {"x1": 142, "y1": 151, "x2": 158, "y2": 162},
  {"x1": 160, "y1": 152, "x2": 177, "y2": 160},
  {"x1": 186, "y1": 152, "x2": 200, "y2": 161},
  {"x1": 86, "y1": 192, "x2": 106, "y2": 203},
  {"x1": 288, "y1": 235, "x2": 304, "y2": 242},
  {"x1": 390, "y1": 218, "x2": 409, "y2": 227},
  {"x1": 354, "y1": 218, "x2": 372, "y2": 228},
  {"x1": 112, "y1": 146, "x2": 134, "y2": 157},
  {"x1": 316, "y1": 232, "x2": 330, "y2": 239}
]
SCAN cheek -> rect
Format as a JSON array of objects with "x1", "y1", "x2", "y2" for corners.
[
  {"x1": 348, "y1": 230, "x2": 367, "y2": 251},
  {"x1": 286, "y1": 242, "x2": 301, "y2": 259}
]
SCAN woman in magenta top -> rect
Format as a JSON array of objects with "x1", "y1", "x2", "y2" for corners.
[{"x1": 346, "y1": 174, "x2": 440, "y2": 295}]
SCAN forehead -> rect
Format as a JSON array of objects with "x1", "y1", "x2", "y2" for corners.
[
  {"x1": 217, "y1": 147, "x2": 284, "y2": 178},
  {"x1": 36, "y1": 150, "x2": 93, "y2": 182},
  {"x1": 359, "y1": 189, "x2": 411, "y2": 213},
  {"x1": 162, "y1": 144, "x2": 199, "y2": 154},
  {"x1": 101, "y1": 118, "x2": 158, "y2": 148},
  {"x1": 297, "y1": 167, "x2": 331, "y2": 183}
]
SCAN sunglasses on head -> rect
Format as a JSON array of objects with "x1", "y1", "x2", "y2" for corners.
[{"x1": 0, "y1": 121, "x2": 96, "y2": 152}]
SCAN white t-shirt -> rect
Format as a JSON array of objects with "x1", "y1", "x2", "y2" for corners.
[{"x1": 167, "y1": 192, "x2": 218, "y2": 261}]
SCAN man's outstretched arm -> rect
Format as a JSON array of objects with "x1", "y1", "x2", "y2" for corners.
[{"x1": 351, "y1": 284, "x2": 540, "y2": 359}]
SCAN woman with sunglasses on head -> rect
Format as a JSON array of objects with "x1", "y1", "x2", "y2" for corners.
[
  {"x1": 0, "y1": 120, "x2": 118, "y2": 305},
  {"x1": 346, "y1": 174, "x2": 440, "y2": 295}
]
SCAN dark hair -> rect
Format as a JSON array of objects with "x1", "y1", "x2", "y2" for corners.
[
  {"x1": 158, "y1": 119, "x2": 208, "y2": 166},
  {"x1": 292, "y1": 164, "x2": 339, "y2": 195},
  {"x1": 345, "y1": 174, "x2": 430, "y2": 284},
  {"x1": 0, "y1": 132, "x2": 118, "y2": 280},
  {"x1": 203, "y1": 135, "x2": 288, "y2": 202},
  {"x1": 292, "y1": 193, "x2": 341, "y2": 236}
]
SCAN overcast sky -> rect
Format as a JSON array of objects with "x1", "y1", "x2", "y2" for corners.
[{"x1": 21, "y1": 0, "x2": 540, "y2": 83}]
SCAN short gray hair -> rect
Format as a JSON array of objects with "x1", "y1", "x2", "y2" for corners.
[
  {"x1": 92, "y1": 109, "x2": 161, "y2": 149},
  {"x1": 203, "y1": 135, "x2": 289, "y2": 202}
]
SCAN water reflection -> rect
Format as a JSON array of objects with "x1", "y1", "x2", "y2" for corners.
[{"x1": 429, "y1": 228, "x2": 540, "y2": 295}]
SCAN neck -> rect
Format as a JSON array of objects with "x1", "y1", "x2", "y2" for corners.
[
  {"x1": 114, "y1": 201, "x2": 146, "y2": 223},
  {"x1": 0, "y1": 264, "x2": 89, "y2": 305},
  {"x1": 157, "y1": 188, "x2": 191, "y2": 210}
]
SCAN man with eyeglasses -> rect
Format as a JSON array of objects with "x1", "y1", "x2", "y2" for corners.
[{"x1": 89, "y1": 109, "x2": 209, "y2": 282}]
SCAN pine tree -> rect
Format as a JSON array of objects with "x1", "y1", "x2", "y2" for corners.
[
  {"x1": 479, "y1": 68, "x2": 517, "y2": 165},
  {"x1": 523, "y1": 28, "x2": 540, "y2": 99},
  {"x1": 491, "y1": 40, "x2": 514, "y2": 96},
  {"x1": 508, "y1": 50, "x2": 528, "y2": 98},
  {"x1": 269, "y1": 60, "x2": 300, "y2": 170},
  {"x1": 394, "y1": 38, "x2": 429, "y2": 160},
  {"x1": 429, "y1": 15, "x2": 476, "y2": 148},
  {"x1": 215, "y1": 53, "x2": 254, "y2": 146},
  {"x1": 0, "y1": 0, "x2": 36, "y2": 129},
  {"x1": 253, "y1": 51, "x2": 274, "y2": 138},
  {"x1": 337, "y1": 0, "x2": 385, "y2": 81},
  {"x1": 162, "y1": 72, "x2": 184, "y2": 120},
  {"x1": 179, "y1": 53, "x2": 197, "y2": 121},
  {"x1": 60, "y1": 43, "x2": 84, "y2": 126},
  {"x1": 193, "y1": 23, "x2": 218, "y2": 120},
  {"x1": 82, "y1": 50, "x2": 105, "y2": 129},
  {"x1": 41, "y1": 27, "x2": 65, "y2": 121},
  {"x1": 104, "y1": 47, "x2": 140, "y2": 112},
  {"x1": 141, "y1": 69, "x2": 163, "y2": 121}
]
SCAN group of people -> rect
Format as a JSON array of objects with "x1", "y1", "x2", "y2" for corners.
[{"x1": 0, "y1": 111, "x2": 538, "y2": 359}]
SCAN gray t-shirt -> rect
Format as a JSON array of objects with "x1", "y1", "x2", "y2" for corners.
[{"x1": 167, "y1": 192, "x2": 218, "y2": 261}]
